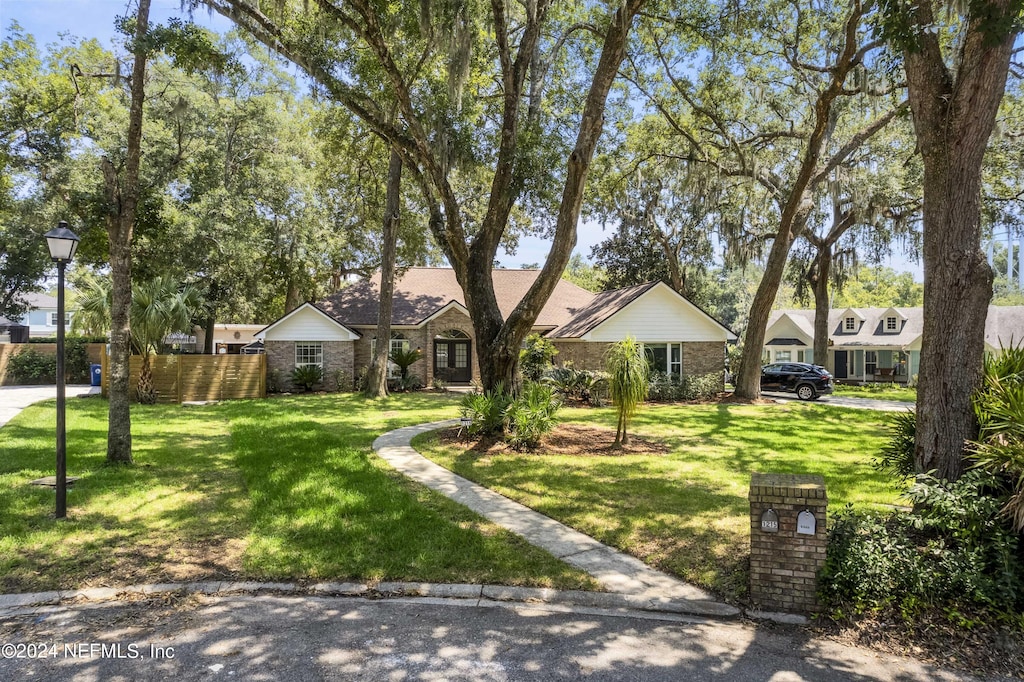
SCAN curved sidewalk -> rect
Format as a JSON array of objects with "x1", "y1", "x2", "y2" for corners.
[{"x1": 372, "y1": 420, "x2": 739, "y2": 619}]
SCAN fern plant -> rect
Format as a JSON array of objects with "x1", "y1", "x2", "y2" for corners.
[{"x1": 291, "y1": 364, "x2": 323, "y2": 392}]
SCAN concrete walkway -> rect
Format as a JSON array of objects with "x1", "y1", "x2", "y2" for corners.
[
  {"x1": 372, "y1": 420, "x2": 740, "y2": 619},
  {"x1": 0, "y1": 384, "x2": 99, "y2": 429}
]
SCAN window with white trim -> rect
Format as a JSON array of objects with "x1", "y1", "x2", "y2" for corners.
[
  {"x1": 295, "y1": 342, "x2": 323, "y2": 368},
  {"x1": 844, "y1": 317, "x2": 856, "y2": 331},
  {"x1": 886, "y1": 316, "x2": 898, "y2": 331},
  {"x1": 775, "y1": 350, "x2": 792, "y2": 362},
  {"x1": 370, "y1": 333, "x2": 410, "y2": 378},
  {"x1": 644, "y1": 343, "x2": 683, "y2": 378},
  {"x1": 49, "y1": 312, "x2": 71, "y2": 326}
]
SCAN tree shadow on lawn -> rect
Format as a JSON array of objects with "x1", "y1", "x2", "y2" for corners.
[
  {"x1": 228, "y1": 414, "x2": 594, "y2": 589},
  {"x1": 0, "y1": 406, "x2": 249, "y2": 593}
]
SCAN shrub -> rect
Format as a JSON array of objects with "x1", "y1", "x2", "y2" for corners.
[
  {"x1": 971, "y1": 342, "x2": 1024, "y2": 531},
  {"x1": 821, "y1": 472, "x2": 1024, "y2": 619},
  {"x1": 459, "y1": 384, "x2": 512, "y2": 436},
  {"x1": 7, "y1": 348, "x2": 56, "y2": 384},
  {"x1": 290, "y1": 364, "x2": 323, "y2": 392},
  {"x1": 646, "y1": 371, "x2": 722, "y2": 402},
  {"x1": 543, "y1": 366, "x2": 607, "y2": 405},
  {"x1": 389, "y1": 374, "x2": 423, "y2": 392},
  {"x1": 266, "y1": 369, "x2": 282, "y2": 394},
  {"x1": 330, "y1": 368, "x2": 351, "y2": 392},
  {"x1": 873, "y1": 410, "x2": 917, "y2": 482},
  {"x1": 505, "y1": 383, "x2": 561, "y2": 450},
  {"x1": 432, "y1": 377, "x2": 449, "y2": 392},
  {"x1": 519, "y1": 333, "x2": 558, "y2": 382}
]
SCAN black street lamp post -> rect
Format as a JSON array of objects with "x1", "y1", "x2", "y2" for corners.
[{"x1": 44, "y1": 221, "x2": 80, "y2": 519}]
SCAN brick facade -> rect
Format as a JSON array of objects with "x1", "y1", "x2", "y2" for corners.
[
  {"x1": 748, "y1": 473, "x2": 828, "y2": 613},
  {"x1": 683, "y1": 341, "x2": 726, "y2": 387},
  {"x1": 552, "y1": 340, "x2": 725, "y2": 383},
  {"x1": 352, "y1": 327, "x2": 429, "y2": 385},
  {"x1": 265, "y1": 339, "x2": 355, "y2": 392},
  {"x1": 550, "y1": 341, "x2": 613, "y2": 371}
]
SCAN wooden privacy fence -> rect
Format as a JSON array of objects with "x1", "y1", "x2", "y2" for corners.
[
  {"x1": 101, "y1": 353, "x2": 266, "y2": 403},
  {"x1": 0, "y1": 343, "x2": 105, "y2": 386}
]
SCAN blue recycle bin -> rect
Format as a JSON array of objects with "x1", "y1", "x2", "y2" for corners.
[{"x1": 90, "y1": 364, "x2": 102, "y2": 387}]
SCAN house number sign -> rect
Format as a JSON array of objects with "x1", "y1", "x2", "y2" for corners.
[
  {"x1": 760, "y1": 509, "x2": 779, "y2": 533},
  {"x1": 796, "y1": 510, "x2": 817, "y2": 535}
]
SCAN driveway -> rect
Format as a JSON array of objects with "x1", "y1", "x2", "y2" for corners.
[
  {"x1": 0, "y1": 385, "x2": 100, "y2": 429},
  {"x1": 764, "y1": 392, "x2": 913, "y2": 412}
]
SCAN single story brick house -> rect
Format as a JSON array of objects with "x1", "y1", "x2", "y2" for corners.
[
  {"x1": 764, "y1": 305, "x2": 1024, "y2": 384},
  {"x1": 256, "y1": 267, "x2": 737, "y2": 390}
]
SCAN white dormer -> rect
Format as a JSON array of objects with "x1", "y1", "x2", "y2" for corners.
[
  {"x1": 838, "y1": 308, "x2": 865, "y2": 333},
  {"x1": 879, "y1": 307, "x2": 907, "y2": 334}
]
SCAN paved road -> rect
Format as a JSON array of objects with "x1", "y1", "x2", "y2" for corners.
[
  {"x1": 0, "y1": 594, "x2": 992, "y2": 681},
  {"x1": 0, "y1": 385, "x2": 99, "y2": 429}
]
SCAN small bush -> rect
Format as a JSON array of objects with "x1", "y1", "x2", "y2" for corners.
[
  {"x1": 506, "y1": 383, "x2": 561, "y2": 450},
  {"x1": 266, "y1": 369, "x2": 282, "y2": 394},
  {"x1": 389, "y1": 374, "x2": 423, "y2": 392},
  {"x1": 543, "y1": 366, "x2": 608, "y2": 405},
  {"x1": 646, "y1": 372, "x2": 722, "y2": 402},
  {"x1": 7, "y1": 348, "x2": 56, "y2": 384},
  {"x1": 519, "y1": 333, "x2": 558, "y2": 382},
  {"x1": 459, "y1": 384, "x2": 512, "y2": 436},
  {"x1": 873, "y1": 410, "x2": 917, "y2": 482},
  {"x1": 432, "y1": 377, "x2": 448, "y2": 392},
  {"x1": 290, "y1": 364, "x2": 323, "y2": 392},
  {"x1": 329, "y1": 368, "x2": 351, "y2": 392}
]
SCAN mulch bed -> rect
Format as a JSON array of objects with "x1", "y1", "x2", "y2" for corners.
[{"x1": 436, "y1": 423, "x2": 670, "y2": 456}]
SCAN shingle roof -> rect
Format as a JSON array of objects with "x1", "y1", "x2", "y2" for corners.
[
  {"x1": 546, "y1": 282, "x2": 656, "y2": 338},
  {"x1": 985, "y1": 306, "x2": 1024, "y2": 350},
  {"x1": 318, "y1": 268, "x2": 597, "y2": 328}
]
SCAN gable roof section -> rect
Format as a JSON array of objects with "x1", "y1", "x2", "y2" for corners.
[
  {"x1": 552, "y1": 281, "x2": 736, "y2": 341},
  {"x1": 254, "y1": 302, "x2": 362, "y2": 341},
  {"x1": 318, "y1": 268, "x2": 596, "y2": 328},
  {"x1": 547, "y1": 282, "x2": 655, "y2": 338},
  {"x1": 764, "y1": 311, "x2": 814, "y2": 346}
]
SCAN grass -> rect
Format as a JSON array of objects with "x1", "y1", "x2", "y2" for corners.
[
  {"x1": 832, "y1": 383, "x2": 917, "y2": 402},
  {"x1": 0, "y1": 393, "x2": 595, "y2": 593},
  {"x1": 414, "y1": 401, "x2": 904, "y2": 601}
]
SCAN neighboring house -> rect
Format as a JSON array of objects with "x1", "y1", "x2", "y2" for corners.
[
  {"x1": 18, "y1": 292, "x2": 74, "y2": 338},
  {"x1": 194, "y1": 324, "x2": 267, "y2": 354},
  {"x1": 764, "y1": 306, "x2": 1024, "y2": 384},
  {"x1": 255, "y1": 268, "x2": 736, "y2": 390},
  {"x1": 0, "y1": 317, "x2": 30, "y2": 343}
]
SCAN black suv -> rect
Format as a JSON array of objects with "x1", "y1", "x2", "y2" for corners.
[{"x1": 760, "y1": 362, "x2": 834, "y2": 401}]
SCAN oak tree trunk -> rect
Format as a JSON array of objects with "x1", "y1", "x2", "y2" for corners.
[
  {"x1": 364, "y1": 148, "x2": 402, "y2": 398},
  {"x1": 811, "y1": 247, "x2": 832, "y2": 367},
  {"x1": 900, "y1": 0, "x2": 1014, "y2": 480},
  {"x1": 101, "y1": 0, "x2": 151, "y2": 465}
]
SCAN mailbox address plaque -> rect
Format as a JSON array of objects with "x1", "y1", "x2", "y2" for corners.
[{"x1": 760, "y1": 508, "x2": 779, "y2": 533}]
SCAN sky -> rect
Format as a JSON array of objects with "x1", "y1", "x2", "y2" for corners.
[{"x1": 2, "y1": 0, "x2": 923, "y2": 278}]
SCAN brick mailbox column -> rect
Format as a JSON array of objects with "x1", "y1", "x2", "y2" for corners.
[{"x1": 748, "y1": 473, "x2": 828, "y2": 613}]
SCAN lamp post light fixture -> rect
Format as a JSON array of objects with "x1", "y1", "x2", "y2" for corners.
[{"x1": 44, "y1": 221, "x2": 80, "y2": 519}]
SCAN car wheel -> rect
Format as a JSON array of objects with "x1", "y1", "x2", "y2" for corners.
[{"x1": 796, "y1": 384, "x2": 816, "y2": 401}]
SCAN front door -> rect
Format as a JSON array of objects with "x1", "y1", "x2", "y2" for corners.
[
  {"x1": 434, "y1": 340, "x2": 472, "y2": 383},
  {"x1": 834, "y1": 351, "x2": 848, "y2": 379}
]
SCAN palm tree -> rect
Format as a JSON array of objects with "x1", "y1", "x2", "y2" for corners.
[
  {"x1": 73, "y1": 275, "x2": 205, "y2": 403},
  {"x1": 606, "y1": 337, "x2": 649, "y2": 447}
]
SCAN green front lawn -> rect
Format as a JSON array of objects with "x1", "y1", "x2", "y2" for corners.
[
  {"x1": 415, "y1": 401, "x2": 902, "y2": 601},
  {"x1": 0, "y1": 393, "x2": 596, "y2": 593},
  {"x1": 832, "y1": 383, "x2": 917, "y2": 402}
]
